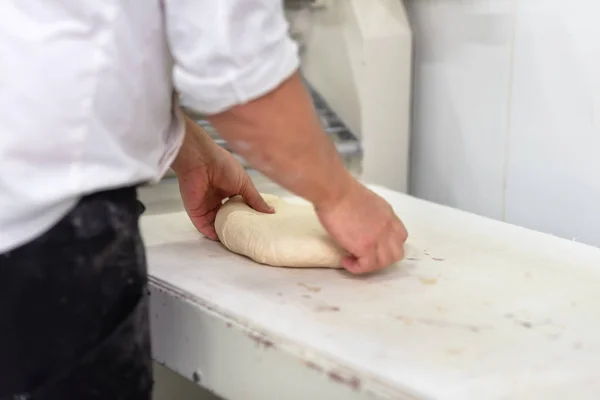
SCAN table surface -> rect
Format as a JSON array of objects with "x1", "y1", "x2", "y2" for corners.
[{"x1": 141, "y1": 185, "x2": 600, "y2": 400}]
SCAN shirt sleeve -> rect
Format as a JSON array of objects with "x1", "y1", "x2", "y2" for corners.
[{"x1": 163, "y1": 0, "x2": 300, "y2": 115}]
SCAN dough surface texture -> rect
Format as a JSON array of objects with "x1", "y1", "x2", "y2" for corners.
[{"x1": 215, "y1": 194, "x2": 346, "y2": 268}]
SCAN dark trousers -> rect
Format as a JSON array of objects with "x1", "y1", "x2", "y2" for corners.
[{"x1": 0, "y1": 187, "x2": 152, "y2": 400}]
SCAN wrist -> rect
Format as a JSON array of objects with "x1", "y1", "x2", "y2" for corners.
[
  {"x1": 312, "y1": 170, "x2": 359, "y2": 212},
  {"x1": 171, "y1": 148, "x2": 202, "y2": 177},
  {"x1": 171, "y1": 116, "x2": 221, "y2": 176},
  {"x1": 171, "y1": 134, "x2": 201, "y2": 177}
]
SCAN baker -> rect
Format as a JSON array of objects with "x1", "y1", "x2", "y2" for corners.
[{"x1": 0, "y1": 1, "x2": 408, "y2": 399}]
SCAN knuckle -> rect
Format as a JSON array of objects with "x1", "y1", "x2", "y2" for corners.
[
  {"x1": 399, "y1": 230, "x2": 408, "y2": 242},
  {"x1": 392, "y1": 246, "x2": 403, "y2": 261},
  {"x1": 361, "y1": 254, "x2": 376, "y2": 270},
  {"x1": 377, "y1": 249, "x2": 390, "y2": 266},
  {"x1": 394, "y1": 224, "x2": 408, "y2": 242}
]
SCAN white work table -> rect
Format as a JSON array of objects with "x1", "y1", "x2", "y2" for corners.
[{"x1": 141, "y1": 185, "x2": 600, "y2": 400}]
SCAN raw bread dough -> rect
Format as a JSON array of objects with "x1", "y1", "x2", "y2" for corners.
[{"x1": 215, "y1": 194, "x2": 346, "y2": 268}]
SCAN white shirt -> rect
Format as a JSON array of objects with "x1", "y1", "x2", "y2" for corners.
[{"x1": 0, "y1": 0, "x2": 299, "y2": 252}]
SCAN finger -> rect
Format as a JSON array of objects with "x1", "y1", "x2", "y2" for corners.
[
  {"x1": 386, "y1": 221, "x2": 406, "y2": 262},
  {"x1": 340, "y1": 254, "x2": 358, "y2": 270},
  {"x1": 188, "y1": 203, "x2": 220, "y2": 241},
  {"x1": 375, "y1": 239, "x2": 394, "y2": 270},
  {"x1": 357, "y1": 223, "x2": 394, "y2": 273},
  {"x1": 239, "y1": 181, "x2": 274, "y2": 214},
  {"x1": 346, "y1": 228, "x2": 400, "y2": 275},
  {"x1": 388, "y1": 232, "x2": 405, "y2": 263},
  {"x1": 195, "y1": 222, "x2": 219, "y2": 241},
  {"x1": 392, "y1": 218, "x2": 409, "y2": 243},
  {"x1": 345, "y1": 249, "x2": 378, "y2": 275}
]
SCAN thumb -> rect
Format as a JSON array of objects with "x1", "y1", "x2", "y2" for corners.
[{"x1": 240, "y1": 181, "x2": 274, "y2": 214}]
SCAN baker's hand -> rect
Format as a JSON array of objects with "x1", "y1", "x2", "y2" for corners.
[
  {"x1": 175, "y1": 134, "x2": 272, "y2": 240},
  {"x1": 172, "y1": 114, "x2": 273, "y2": 239},
  {"x1": 316, "y1": 181, "x2": 408, "y2": 275}
]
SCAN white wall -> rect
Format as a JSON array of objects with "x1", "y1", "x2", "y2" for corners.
[{"x1": 406, "y1": 0, "x2": 600, "y2": 247}]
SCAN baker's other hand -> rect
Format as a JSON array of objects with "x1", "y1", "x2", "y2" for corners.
[
  {"x1": 315, "y1": 182, "x2": 408, "y2": 275},
  {"x1": 172, "y1": 117, "x2": 273, "y2": 240}
]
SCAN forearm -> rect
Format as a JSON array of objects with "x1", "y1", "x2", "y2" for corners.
[{"x1": 207, "y1": 72, "x2": 356, "y2": 208}]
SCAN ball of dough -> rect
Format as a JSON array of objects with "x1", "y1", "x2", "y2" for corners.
[{"x1": 215, "y1": 194, "x2": 346, "y2": 268}]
